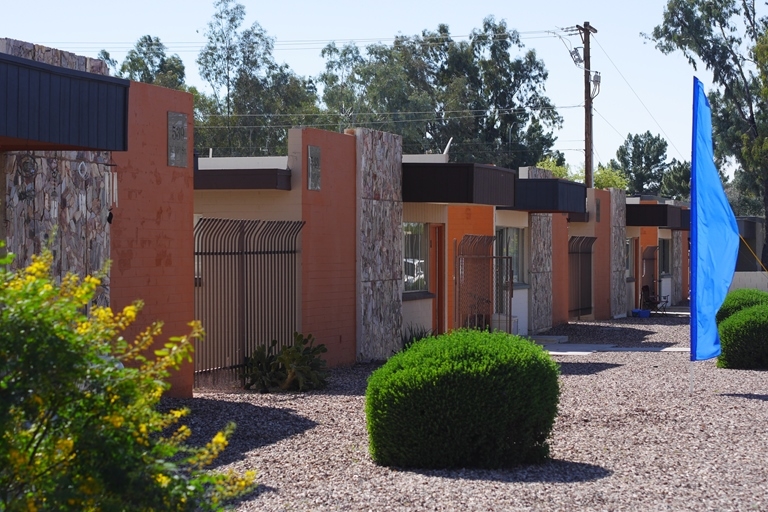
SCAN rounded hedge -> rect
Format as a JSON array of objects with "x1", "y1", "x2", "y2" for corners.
[
  {"x1": 716, "y1": 288, "x2": 768, "y2": 325},
  {"x1": 365, "y1": 329, "x2": 560, "y2": 469},
  {"x1": 717, "y1": 303, "x2": 768, "y2": 370}
]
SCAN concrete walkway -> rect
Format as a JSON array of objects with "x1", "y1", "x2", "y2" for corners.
[{"x1": 540, "y1": 343, "x2": 689, "y2": 356}]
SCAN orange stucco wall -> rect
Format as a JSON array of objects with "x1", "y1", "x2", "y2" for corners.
[
  {"x1": 551, "y1": 213, "x2": 569, "y2": 326},
  {"x1": 593, "y1": 189, "x2": 612, "y2": 319},
  {"x1": 299, "y1": 129, "x2": 358, "y2": 366},
  {"x1": 111, "y1": 82, "x2": 195, "y2": 398},
  {"x1": 446, "y1": 205, "x2": 495, "y2": 330}
]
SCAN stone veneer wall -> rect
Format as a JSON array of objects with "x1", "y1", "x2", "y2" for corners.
[
  {"x1": 672, "y1": 230, "x2": 683, "y2": 305},
  {"x1": 527, "y1": 167, "x2": 554, "y2": 333},
  {"x1": 1, "y1": 39, "x2": 111, "y2": 305},
  {"x1": 609, "y1": 188, "x2": 628, "y2": 317},
  {"x1": 0, "y1": 38, "x2": 110, "y2": 75},
  {"x1": 354, "y1": 128, "x2": 403, "y2": 360}
]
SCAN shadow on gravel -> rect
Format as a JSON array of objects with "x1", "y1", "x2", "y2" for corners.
[
  {"x1": 558, "y1": 362, "x2": 623, "y2": 375},
  {"x1": 320, "y1": 362, "x2": 383, "y2": 396},
  {"x1": 720, "y1": 393, "x2": 768, "y2": 402},
  {"x1": 541, "y1": 320, "x2": 683, "y2": 345},
  {"x1": 412, "y1": 459, "x2": 611, "y2": 483},
  {"x1": 227, "y1": 484, "x2": 278, "y2": 508},
  {"x1": 159, "y1": 398, "x2": 317, "y2": 468}
]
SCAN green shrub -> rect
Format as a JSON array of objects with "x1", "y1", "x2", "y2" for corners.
[
  {"x1": 716, "y1": 288, "x2": 768, "y2": 324},
  {"x1": 717, "y1": 303, "x2": 768, "y2": 369},
  {"x1": 365, "y1": 329, "x2": 560, "y2": 469},
  {"x1": 242, "y1": 333, "x2": 327, "y2": 392},
  {"x1": 0, "y1": 249, "x2": 255, "y2": 511}
]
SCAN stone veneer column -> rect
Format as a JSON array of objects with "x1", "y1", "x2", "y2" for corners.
[
  {"x1": 529, "y1": 213, "x2": 553, "y2": 333},
  {"x1": 1, "y1": 39, "x2": 111, "y2": 305},
  {"x1": 353, "y1": 128, "x2": 403, "y2": 361},
  {"x1": 609, "y1": 188, "x2": 628, "y2": 317},
  {"x1": 527, "y1": 167, "x2": 554, "y2": 334}
]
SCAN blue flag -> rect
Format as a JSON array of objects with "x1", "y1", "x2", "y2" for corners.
[{"x1": 690, "y1": 77, "x2": 740, "y2": 361}]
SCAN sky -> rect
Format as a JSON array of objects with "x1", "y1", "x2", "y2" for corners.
[{"x1": 2, "y1": 0, "x2": 711, "y2": 172}]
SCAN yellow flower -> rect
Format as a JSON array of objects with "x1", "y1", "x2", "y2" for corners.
[
  {"x1": 154, "y1": 473, "x2": 171, "y2": 488},
  {"x1": 105, "y1": 414, "x2": 124, "y2": 428},
  {"x1": 212, "y1": 431, "x2": 228, "y2": 449}
]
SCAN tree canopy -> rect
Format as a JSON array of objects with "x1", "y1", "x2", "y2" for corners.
[
  {"x1": 650, "y1": 0, "x2": 768, "y2": 264},
  {"x1": 318, "y1": 17, "x2": 562, "y2": 169},
  {"x1": 194, "y1": 0, "x2": 320, "y2": 156},
  {"x1": 101, "y1": 36, "x2": 186, "y2": 89},
  {"x1": 609, "y1": 131, "x2": 669, "y2": 195}
]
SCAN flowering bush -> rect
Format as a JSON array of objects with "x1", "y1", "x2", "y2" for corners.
[{"x1": 0, "y1": 249, "x2": 255, "y2": 511}]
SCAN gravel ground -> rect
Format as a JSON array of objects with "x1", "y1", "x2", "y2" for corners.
[{"x1": 166, "y1": 315, "x2": 768, "y2": 511}]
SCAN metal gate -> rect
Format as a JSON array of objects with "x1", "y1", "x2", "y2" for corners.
[
  {"x1": 193, "y1": 218, "x2": 304, "y2": 387},
  {"x1": 568, "y1": 236, "x2": 596, "y2": 318},
  {"x1": 455, "y1": 235, "x2": 513, "y2": 333}
]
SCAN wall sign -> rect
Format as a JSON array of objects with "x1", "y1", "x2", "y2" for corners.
[{"x1": 168, "y1": 112, "x2": 188, "y2": 167}]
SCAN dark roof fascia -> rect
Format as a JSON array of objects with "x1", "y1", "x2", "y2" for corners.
[
  {"x1": 402, "y1": 162, "x2": 516, "y2": 206},
  {"x1": 501, "y1": 178, "x2": 587, "y2": 214},
  {"x1": 194, "y1": 168, "x2": 291, "y2": 190},
  {"x1": 0, "y1": 52, "x2": 130, "y2": 151},
  {"x1": 626, "y1": 203, "x2": 688, "y2": 230}
]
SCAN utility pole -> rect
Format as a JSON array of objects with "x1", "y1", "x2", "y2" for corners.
[{"x1": 578, "y1": 22, "x2": 597, "y2": 188}]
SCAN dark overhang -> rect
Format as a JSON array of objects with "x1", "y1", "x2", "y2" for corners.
[
  {"x1": 194, "y1": 168, "x2": 291, "y2": 190},
  {"x1": 680, "y1": 208, "x2": 690, "y2": 230},
  {"x1": 0, "y1": 52, "x2": 129, "y2": 151},
  {"x1": 402, "y1": 162, "x2": 515, "y2": 205},
  {"x1": 626, "y1": 204, "x2": 689, "y2": 230},
  {"x1": 502, "y1": 178, "x2": 587, "y2": 214}
]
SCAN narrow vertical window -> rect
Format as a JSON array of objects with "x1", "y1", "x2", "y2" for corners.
[
  {"x1": 403, "y1": 223, "x2": 429, "y2": 292},
  {"x1": 308, "y1": 145, "x2": 321, "y2": 190},
  {"x1": 625, "y1": 238, "x2": 635, "y2": 279},
  {"x1": 659, "y1": 238, "x2": 671, "y2": 274}
]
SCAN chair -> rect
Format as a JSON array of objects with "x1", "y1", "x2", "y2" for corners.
[{"x1": 641, "y1": 285, "x2": 668, "y2": 316}]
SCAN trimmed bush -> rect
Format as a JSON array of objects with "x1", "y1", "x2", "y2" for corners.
[
  {"x1": 716, "y1": 288, "x2": 768, "y2": 325},
  {"x1": 717, "y1": 303, "x2": 768, "y2": 369},
  {"x1": 365, "y1": 329, "x2": 560, "y2": 469}
]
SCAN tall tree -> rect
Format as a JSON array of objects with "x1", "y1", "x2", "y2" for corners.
[
  {"x1": 649, "y1": 0, "x2": 768, "y2": 265},
  {"x1": 609, "y1": 131, "x2": 669, "y2": 195},
  {"x1": 196, "y1": 0, "x2": 319, "y2": 156},
  {"x1": 117, "y1": 35, "x2": 186, "y2": 89},
  {"x1": 318, "y1": 17, "x2": 562, "y2": 169},
  {"x1": 659, "y1": 159, "x2": 691, "y2": 200}
]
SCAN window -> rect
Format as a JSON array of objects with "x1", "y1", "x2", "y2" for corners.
[
  {"x1": 625, "y1": 238, "x2": 635, "y2": 280},
  {"x1": 496, "y1": 227, "x2": 525, "y2": 284},
  {"x1": 403, "y1": 223, "x2": 429, "y2": 292},
  {"x1": 308, "y1": 145, "x2": 321, "y2": 190},
  {"x1": 659, "y1": 238, "x2": 671, "y2": 275}
]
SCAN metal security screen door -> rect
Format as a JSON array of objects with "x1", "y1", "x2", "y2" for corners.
[
  {"x1": 193, "y1": 218, "x2": 304, "y2": 387},
  {"x1": 568, "y1": 236, "x2": 596, "y2": 319},
  {"x1": 455, "y1": 235, "x2": 513, "y2": 333}
]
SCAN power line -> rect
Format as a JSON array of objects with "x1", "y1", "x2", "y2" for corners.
[
  {"x1": 592, "y1": 34, "x2": 686, "y2": 161},
  {"x1": 198, "y1": 103, "x2": 582, "y2": 119},
  {"x1": 32, "y1": 29, "x2": 565, "y2": 55},
  {"x1": 593, "y1": 107, "x2": 627, "y2": 139}
]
